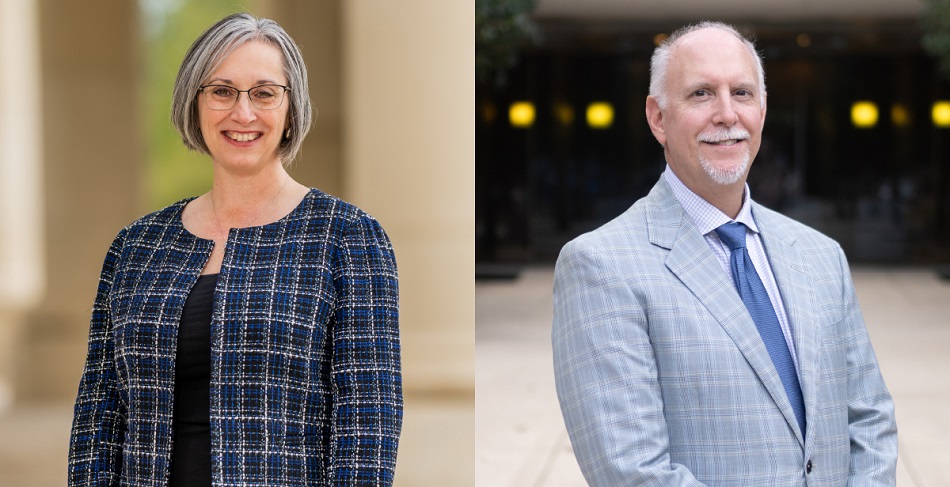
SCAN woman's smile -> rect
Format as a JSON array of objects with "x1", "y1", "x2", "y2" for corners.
[{"x1": 224, "y1": 131, "x2": 263, "y2": 143}]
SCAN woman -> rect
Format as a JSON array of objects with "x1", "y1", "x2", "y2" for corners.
[{"x1": 68, "y1": 13, "x2": 402, "y2": 486}]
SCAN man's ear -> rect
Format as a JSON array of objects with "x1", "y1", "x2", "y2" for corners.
[{"x1": 645, "y1": 95, "x2": 666, "y2": 147}]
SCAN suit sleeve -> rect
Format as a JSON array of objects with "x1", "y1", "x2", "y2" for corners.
[
  {"x1": 329, "y1": 213, "x2": 403, "y2": 486},
  {"x1": 68, "y1": 229, "x2": 128, "y2": 486},
  {"x1": 836, "y1": 248, "x2": 898, "y2": 485},
  {"x1": 552, "y1": 239, "x2": 707, "y2": 487}
]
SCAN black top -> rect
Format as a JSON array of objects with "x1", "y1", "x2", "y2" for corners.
[{"x1": 170, "y1": 273, "x2": 217, "y2": 486}]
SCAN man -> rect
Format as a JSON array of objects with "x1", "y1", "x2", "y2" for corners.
[{"x1": 552, "y1": 21, "x2": 897, "y2": 486}]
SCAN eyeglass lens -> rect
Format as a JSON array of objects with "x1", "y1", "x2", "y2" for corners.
[{"x1": 202, "y1": 85, "x2": 287, "y2": 110}]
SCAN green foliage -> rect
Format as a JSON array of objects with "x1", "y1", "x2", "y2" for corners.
[
  {"x1": 922, "y1": 0, "x2": 950, "y2": 78},
  {"x1": 141, "y1": 0, "x2": 242, "y2": 209},
  {"x1": 475, "y1": 0, "x2": 538, "y2": 86}
]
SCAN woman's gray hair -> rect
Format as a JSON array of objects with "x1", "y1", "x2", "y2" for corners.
[
  {"x1": 171, "y1": 12, "x2": 313, "y2": 165},
  {"x1": 649, "y1": 21, "x2": 766, "y2": 110}
]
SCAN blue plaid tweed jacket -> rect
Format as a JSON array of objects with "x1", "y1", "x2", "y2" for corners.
[
  {"x1": 69, "y1": 189, "x2": 402, "y2": 486},
  {"x1": 553, "y1": 178, "x2": 897, "y2": 486}
]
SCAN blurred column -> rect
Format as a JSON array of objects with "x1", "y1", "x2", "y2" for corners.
[
  {"x1": 264, "y1": 1, "x2": 475, "y2": 397},
  {"x1": 342, "y1": 2, "x2": 474, "y2": 485},
  {"x1": 342, "y1": 0, "x2": 474, "y2": 395},
  {"x1": 16, "y1": 0, "x2": 141, "y2": 401},
  {"x1": 258, "y1": 0, "x2": 346, "y2": 197},
  {"x1": 0, "y1": 0, "x2": 44, "y2": 410},
  {"x1": 260, "y1": 1, "x2": 475, "y2": 484}
]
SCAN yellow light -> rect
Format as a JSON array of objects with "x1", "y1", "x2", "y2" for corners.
[
  {"x1": 796, "y1": 34, "x2": 811, "y2": 48},
  {"x1": 482, "y1": 102, "x2": 497, "y2": 124},
  {"x1": 891, "y1": 104, "x2": 910, "y2": 127},
  {"x1": 509, "y1": 101, "x2": 535, "y2": 128},
  {"x1": 653, "y1": 33, "x2": 668, "y2": 47},
  {"x1": 933, "y1": 101, "x2": 950, "y2": 128},
  {"x1": 554, "y1": 102, "x2": 574, "y2": 125},
  {"x1": 851, "y1": 101, "x2": 878, "y2": 128},
  {"x1": 586, "y1": 102, "x2": 614, "y2": 129}
]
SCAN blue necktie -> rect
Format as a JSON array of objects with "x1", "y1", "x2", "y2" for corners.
[{"x1": 715, "y1": 222, "x2": 806, "y2": 436}]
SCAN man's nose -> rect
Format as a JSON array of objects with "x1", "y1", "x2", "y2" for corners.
[{"x1": 713, "y1": 95, "x2": 739, "y2": 125}]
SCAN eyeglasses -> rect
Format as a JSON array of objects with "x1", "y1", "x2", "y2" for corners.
[{"x1": 197, "y1": 84, "x2": 290, "y2": 110}]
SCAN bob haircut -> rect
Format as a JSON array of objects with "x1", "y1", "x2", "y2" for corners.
[
  {"x1": 171, "y1": 13, "x2": 313, "y2": 165},
  {"x1": 649, "y1": 21, "x2": 766, "y2": 110}
]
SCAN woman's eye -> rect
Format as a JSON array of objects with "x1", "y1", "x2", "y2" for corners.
[
  {"x1": 211, "y1": 87, "x2": 235, "y2": 98},
  {"x1": 253, "y1": 90, "x2": 276, "y2": 99}
]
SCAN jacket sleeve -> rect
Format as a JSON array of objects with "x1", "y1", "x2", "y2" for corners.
[
  {"x1": 329, "y1": 213, "x2": 402, "y2": 485},
  {"x1": 837, "y1": 248, "x2": 898, "y2": 486},
  {"x1": 68, "y1": 229, "x2": 128, "y2": 486},
  {"x1": 552, "y1": 239, "x2": 707, "y2": 487}
]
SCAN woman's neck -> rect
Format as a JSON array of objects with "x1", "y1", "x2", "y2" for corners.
[{"x1": 208, "y1": 163, "x2": 297, "y2": 229}]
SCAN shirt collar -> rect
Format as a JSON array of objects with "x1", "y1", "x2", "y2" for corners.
[{"x1": 663, "y1": 165, "x2": 758, "y2": 236}]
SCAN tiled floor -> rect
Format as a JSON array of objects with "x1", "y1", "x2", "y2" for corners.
[
  {"x1": 0, "y1": 394, "x2": 473, "y2": 487},
  {"x1": 476, "y1": 266, "x2": 950, "y2": 486},
  {"x1": 3, "y1": 266, "x2": 947, "y2": 486},
  {"x1": 0, "y1": 402, "x2": 72, "y2": 486}
]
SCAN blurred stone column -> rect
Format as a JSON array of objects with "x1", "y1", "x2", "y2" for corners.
[
  {"x1": 258, "y1": 0, "x2": 346, "y2": 198},
  {"x1": 0, "y1": 0, "x2": 44, "y2": 410},
  {"x1": 263, "y1": 1, "x2": 475, "y2": 484},
  {"x1": 341, "y1": 0, "x2": 474, "y2": 393},
  {"x1": 265, "y1": 0, "x2": 475, "y2": 397},
  {"x1": 16, "y1": 0, "x2": 141, "y2": 401},
  {"x1": 342, "y1": 2, "x2": 474, "y2": 485}
]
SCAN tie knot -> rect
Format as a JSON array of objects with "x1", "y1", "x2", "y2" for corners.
[{"x1": 715, "y1": 222, "x2": 747, "y2": 250}]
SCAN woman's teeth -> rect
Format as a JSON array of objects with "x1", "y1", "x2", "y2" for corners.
[{"x1": 226, "y1": 132, "x2": 261, "y2": 142}]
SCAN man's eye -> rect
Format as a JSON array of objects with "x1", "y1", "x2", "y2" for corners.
[{"x1": 692, "y1": 90, "x2": 709, "y2": 97}]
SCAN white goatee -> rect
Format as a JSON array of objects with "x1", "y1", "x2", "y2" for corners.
[{"x1": 697, "y1": 127, "x2": 751, "y2": 185}]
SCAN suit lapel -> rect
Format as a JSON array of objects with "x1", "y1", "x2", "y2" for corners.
[
  {"x1": 646, "y1": 180, "x2": 806, "y2": 445},
  {"x1": 754, "y1": 205, "x2": 819, "y2": 446}
]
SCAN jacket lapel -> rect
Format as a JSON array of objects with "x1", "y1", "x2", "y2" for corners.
[
  {"x1": 645, "y1": 180, "x2": 805, "y2": 445},
  {"x1": 754, "y1": 205, "x2": 819, "y2": 446}
]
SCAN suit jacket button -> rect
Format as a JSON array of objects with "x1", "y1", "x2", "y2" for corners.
[{"x1": 806, "y1": 459, "x2": 813, "y2": 474}]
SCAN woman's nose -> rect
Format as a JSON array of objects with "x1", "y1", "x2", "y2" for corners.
[{"x1": 230, "y1": 92, "x2": 257, "y2": 122}]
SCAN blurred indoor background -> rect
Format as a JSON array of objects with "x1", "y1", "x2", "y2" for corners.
[
  {"x1": 0, "y1": 1, "x2": 474, "y2": 485},
  {"x1": 477, "y1": 0, "x2": 950, "y2": 269},
  {"x1": 476, "y1": 0, "x2": 950, "y2": 485}
]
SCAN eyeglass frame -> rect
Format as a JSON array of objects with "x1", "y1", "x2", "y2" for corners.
[{"x1": 197, "y1": 83, "x2": 292, "y2": 111}]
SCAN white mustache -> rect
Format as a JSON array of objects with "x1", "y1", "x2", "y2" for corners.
[{"x1": 698, "y1": 127, "x2": 750, "y2": 143}]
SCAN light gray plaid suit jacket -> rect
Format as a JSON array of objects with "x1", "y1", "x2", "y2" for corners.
[{"x1": 553, "y1": 177, "x2": 897, "y2": 486}]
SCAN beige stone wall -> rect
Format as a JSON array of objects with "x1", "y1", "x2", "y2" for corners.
[
  {"x1": 344, "y1": 0, "x2": 474, "y2": 396},
  {"x1": 260, "y1": 0, "x2": 475, "y2": 392},
  {"x1": 255, "y1": 0, "x2": 347, "y2": 199},
  {"x1": 340, "y1": 3, "x2": 474, "y2": 484},
  {"x1": 0, "y1": 0, "x2": 44, "y2": 410},
  {"x1": 15, "y1": 0, "x2": 142, "y2": 401},
  {"x1": 267, "y1": 2, "x2": 476, "y2": 483}
]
